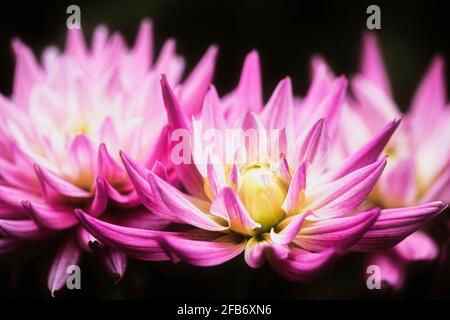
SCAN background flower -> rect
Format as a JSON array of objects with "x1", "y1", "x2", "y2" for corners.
[{"x1": 0, "y1": 20, "x2": 216, "y2": 295}]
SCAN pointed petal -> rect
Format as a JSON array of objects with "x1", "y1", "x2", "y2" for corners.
[
  {"x1": 0, "y1": 218, "x2": 53, "y2": 240},
  {"x1": 352, "y1": 201, "x2": 447, "y2": 251},
  {"x1": 48, "y1": 236, "x2": 82, "y2": 297},
  {"x1": 307, "y1": 157, "x2": 386, "y2": 218},
  {"x1": 282, "y1": 163, "x2": 307, "y2": 215},
  {"x1": 210, "y1": 188, "x2": 260, "y2": 235},
  {"x1": 331, "y1": 118, "x2": 401, "y2": 179},
  {"x1": 22, "y1": 200, "x2": 77, "y2": 230},
  {"x1": 261, "y1": 77, "x2": 294, "y2": 130},
  {"x1": 361, "y1": 33, "x2": 392, "y2": 96},
  {"x1": 179, "y1": 46, "x2": 218, "y2": 115},
  {"x1": 160, "y1": 74, "x2": 190, "y2": 130},
  {"x1": 147, "y1": 171, "x2": 227, "y2": 231},
  {"x1": 296, "y1": 208, "x2": 379, "y2": 252},
  {"x1": 160, "y1": 232, "x2": 246, "y2": 266},
  {"x1": 74, "y1": 209, "x2": 170, "y2": 261},
  {"x1": 410, "y1": 56, "x2": 446, "y2": 133},
  {"x1": 11, "y1": 39, "x2": 42, "y2": 109},
  {"x1": 34, "y1": 164, "x2": 91, "y2": 201},
  {"x1": 236, "y1": 50, "x2": 263, "y2": 113},
  {"x1": 99, "y1": 248, "x2": 127, "y2": 281},
  {"x1": 294, "y1": 119, "x2": 329, "y2": 170},
  {"x1": 271, "y1": 212, "x2": 312, "y2": 245}
]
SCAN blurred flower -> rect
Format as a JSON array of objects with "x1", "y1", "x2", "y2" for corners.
[
  {"x1": 0, "y1": 20, "x2": 217, "y2": 295},
  {"x1": 75, "y1": 54, "x2": 446, "y2": 281},
  {"x1": 335, "y1": 33, "x2": 450, "y2": 288}
]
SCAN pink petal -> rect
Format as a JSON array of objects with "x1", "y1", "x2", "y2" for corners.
[
  {"x1": 179, "y1": 46, "x2": 218, "y2": 115},
  {"x1": 74, "y1": 209, "x2": 170, "y2": 261},
  {"x1": 11, "y1": 39, "x2": 43, "y2": 109},
  {"x1": 244, "y1": 237, "x2": 289, "y2": 269},
  {"x1": 147, "y1": 171, "x2": 227, "y2": 231},
  {"x1": 235, "y1": 50, "x2": 263, "y2": 114},
  {"x1": 410, "y1": 56, "x2": 446, "y2": 135},
  {"x1": 98, "y1": 248, "x2": 127, "y2": 281},
  {"x1": 296, "y1": 208, "x2": 379, "y2": 252},
  {"x1": 394, "y1": 231, "x2": 438, "y2": 261},
  {"x1": 270, "y1": 212, "x2": 312, "y2": 245},
  {"x1": 294, "y1": 119, "x2": 329, "y2": 170},
  {"x1": 331, "y1": 118, "x2": 401, "y2": 179},
  {"x1": 160, "y1": 232, "x2": 246, "y2": 266},
  {"x1": 361, "y1": 33, "x2": 392, "y2": 97},
  {"x1": 0, "y1": 218, "x2": 53, "y2": 240},
  {"x1": 22, "y1": 200, "x2": 77, "y2": 230},
  {"x1": 34, "y1": 164, "x2": 91, "y2": 201},
  {"x1": 210, "y1": 188, "x2": 260, "y2": 235},
  {"x1": 352, "y1": 201, "x2": 447, "y2": 251},
  {"x1": 267, "y1": 247, "x2": 335, "y2": 282},
  {"x1": 378, "y1": 158, "x2": 417, "y2": 205},
  {"x1": 308, "y1": 157, "x2": 386, "y2": 218},
  {"x1": 365, "y1": 252, "x2": 405, "y2": 290},
  {"x1": 260, "y1": 77, "x2": 294, "y2": 130},
  {"x1": 48, "y1": 236, "x2": 82, "y2": 297},
  {"x1": 281, "y1": 162, "x2": 307, "y2": 215}
]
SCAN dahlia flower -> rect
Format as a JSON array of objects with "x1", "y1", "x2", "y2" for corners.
[
  {"x1": 74, "y1": 53, "x2": 446, "y2": 281},
  {"x1": 335, "y1": 33, "x2": 450, "y2": 288},
  {"x1": 0, "y1": 20, "x2": 217, "y2": 295}
]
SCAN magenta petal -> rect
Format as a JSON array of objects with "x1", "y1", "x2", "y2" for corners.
[
  {"x1": 34, "y1": 164, "x2": 91, "y2": 201},
  {"x1": 361, "y1": 33, "x2": 392, "y2": 97},
  {"x1": 120, "y1": 151, "x2": 158, "y2": 211},
  {"x1": 48, "y1": 236, "x2": 82, "y2": 297},
  {"x1": 270, "y1": 212, "x2": 312, "y2": 245},
  {"x1": 410, "y1": 56, "x2": 446, "y2": 133},
  {"x1": 308, "y1": 157, "x2": 386, "y2": 218},
  {"x1": 131, "y1": 19, "x2": 152, "y2": 72},
  {"x1": 11, "y1": 39, "x2": 42, "y2": 109},
  {"x1": 296, "y1": 208, "x2": 379, "y2": 252},
  {"x1": 282, "y1": 162, "x2": 307, "y2": 215},
  {"x1": 99, "y1": 248, "x2": 127, "y2": 281},
  {"x1": 148, "y1": 171, "x2": 227, "y2": 231},
  {"x1": 179, "y1": 45, "x2": 218, "y2": 115},
  {"x1": 0, "y1": 218, "x2": 53, "y2": 240},
  {"x1": 236, "y1": 51, "x2": 263, "y2": 114},
  {"x1": 160, "y1": 232, "x2": 246, "y2": 266},
  {"x1": 295, "y1": 119, "x2": 329, "y2": 169},
  {"x1": 244, "y1": 237, "x2": 289, "y2": 269},
  {"x1": 201, "y1": 85, "x2": 227, "y2": 131},
  {"x1": 268, "y1": 247, "x2": 335, "y2": 282},
  {"x1": 352, "y1": 201, "x2": 447, "y2": 251},
  {"x1": 22, "y1": 200, "x2": 77, "y2": 230},
  {"x1": 379, "y1": 158, "x2": 417, "y2": 204},
  {"x1": 331, "y1": 118, "x2": 401, "y2": 179},
  {"x1": 97, "y1": 143, "x2": 127, "y2": 185},
  {"x1": 88, "y1": 176, "x2": 108, "y2": 216},
  {"x1": 365, "y1": 252, "x2": 405, "y2": 290},
  {"x1": 395, "y1": 231, "x2": 438, "y2": 261},
  {"x1": 160, "y1": 73, "x2": 190, "y2": 130},
  {"x1": 210, "y1": 188, "x2": 260, "y2": 235},
  {"x1": 74, "y1": 209, "x2": 170, "y2": 261},
  {"x1": 260, "y1": 77, "x2": 294, "y2": 130}
]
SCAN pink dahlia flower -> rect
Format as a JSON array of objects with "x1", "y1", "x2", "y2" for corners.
[
  {"x1": 335, "y1": 33, "x2": 450, "y2": 288},
  {"x1": 74, "y1": 53, "x2": 446, "y2": 282},
  {"x1": 0, "y1": 20, "x2": 217, "y2": 295}
]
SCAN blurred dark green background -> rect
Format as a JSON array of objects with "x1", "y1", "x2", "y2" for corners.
[{"x1": 0, "y1": 0, "x2": 449, "y2": 299}]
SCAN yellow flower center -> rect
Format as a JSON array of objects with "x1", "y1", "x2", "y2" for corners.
[{"x1": 239, "y1": 164, "x2": 287, "y2": 232}]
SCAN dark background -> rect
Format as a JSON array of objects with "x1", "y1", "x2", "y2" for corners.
[{"x1": 0, "y1": 0, "x2": 450, "y2": 299}]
